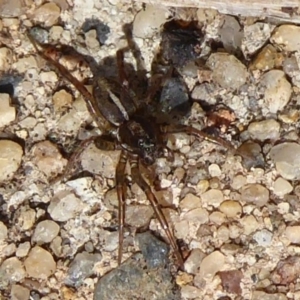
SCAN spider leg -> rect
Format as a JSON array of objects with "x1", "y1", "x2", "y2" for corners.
[
  {"x1": 27, "y1": 33, "x2": 112, "y2": 132},
  {"x1": 115, "y1": 150, "x2": 128, "y2": 265},
  {"x1": 130, "y1": 156, "x2": 184, "y2": 268},
  {"x1": 162, "y1": 124, "x2": 236, "y2": 152}
]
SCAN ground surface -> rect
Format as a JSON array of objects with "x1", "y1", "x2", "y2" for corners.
[{"x1": 1, "y1": 1, "x2": 300, "y2": 300}]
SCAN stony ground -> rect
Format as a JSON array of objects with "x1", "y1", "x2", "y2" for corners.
[{"x1": 1, "y1": 1, "x2": 300, "y2": 300}]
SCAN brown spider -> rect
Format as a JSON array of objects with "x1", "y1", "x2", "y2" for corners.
[{"x1": 27, "y1": 28, "x2": 235, "y2": 269}]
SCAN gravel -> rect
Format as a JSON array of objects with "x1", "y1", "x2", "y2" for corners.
[{"x1": 1, "y1": 1, "x2": 300, "y2": 299}]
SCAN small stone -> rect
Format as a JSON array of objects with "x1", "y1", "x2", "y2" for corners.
[
  {"x1": 52, "y1": 89, "x2": 73, "y2": 112},
  {"x1": 250, "y1": 44, "x2": 280, "y2": 71},
  {"x1": 32, "y1": 3, "x2": 61, "y2": 27},
  {"x1": 19, "y1": 208, "x2": 36, "y2": 231},
  {"x1": 24, "y1": 246, "x2": 56, "y2": 279},
  {"x1": 2, "y1": 243, "x2": 16, "y2": 257},
  {"x1": 253, "y1": 229, "x2": 273, "y2": 247},
  {"x1": 252, "y1": 291, "x2": 287, "y2": 300},
  {"x1": 240, "y1": 215, "x2": 259, "y2": 235},
  {"x1": 240, "y1": 184, "x2": 269, "y2": 207},
  {"x1": 182, "y1": 207, "x2": 209, "y2": 224},
  {"x1": 273, "y1": 178, "x2": 293, "y2": 197},
  {"x1": 13, "y1": 56, "x2": 37, "y2": 73},
  {"x1": 248, "y1": 119, "x2": 280, "y2": 141},
  {"x1": 271, "y1": 25, "x2": 300, "y2": 52},
  {"x1": 103, "y1": 231, "x2": 118, "y2": 252},
  {"x1": 81, "y1": 144, "x2": 120, "y2": 179},
  {"x1": 85, "y1": 29, "x2": 100, "y2": 49},
  {"x1": 219, "y1": 200, "x2": 242, "y2": 218},
  {"x1": 259, "y1": 70, "x2": 292, "y2": 114},
  {"x1": 181, "y1": 285, "x2": 202, "y2": 299},
  {"x1": 219, "y1": 269, "x2": 243, "y2": 295},
  {"x1": 11, "y1": 284, "x2": 30, "y2": 300},
  {"x1": 179, "y1": 193, "x2": 202, "y2": 211},
  {"x1": 198, "y1": 251, "x2": 225, "y2": 280},
  {"x1": 32, "y1": 140, "x2": 67, "y2": 178},
  {"x1": 0, "y1": 257, "x2": 26, "y2": 288},
  {"x1": 65, "y1": 252, "x2": 102, "y2": 287},
  {"x1": 50, "y1": 236, "x2": 62, "y2": 257},
  {"x1": 0, "y1": 47, "x2": 13, "y2": 72},
  {"x1": 237, "y1": 141, "x2": 265, "y2": 169},
  {"x1": 0, "y1": 140, "x2": 23, "y2": 182},
  {"x1": 242, "y1": 23, "x2": 274, "y2": 56},
  {"x1": 40, "y1": 71, "x2": 58, "y2": 84},
  {"x1": 201, "y1": 189, "x2": 224, "y2": 207},
  {"x1": 270, "y1": 143, "x2": 300, "y2": 180},
  {"x1": 208, "y1": 163, "x2": 222, "y2": 177},
  {"x1": 48, "y1": 191, "x2": 83, "y2": 222},
  {"x1": 0, "y1": 0, "x2": 24, "y2": 17},
  {"x1": 277, "y1": 202, "x2": 290, "y2": 215},
  {"x1": 184, "y1": 249, "x2": 205, "y2": 275},
  {"x1": 125, "y1": 205, "x2": 153, "y2": 228},
  {"x1": 206, "y1": 53, "x2": 248, "y2": 90},
  {"x1": 284, "y1": 226, "x2": 300, "y2": 244},
  {"x1": 231, "y1": 175, "x2": 247, "y2": 190},
  {"x1": 32, "y1": 220, "x2": 60, "y2": 244},
  {"x1": 0, "y1": 221, "x2": 7, "y2": 240},
  {"x1": 16, "y1": 242, "x2": 31, "y2": 258},
  {"x1": 133, "y1": 5, "x2": 168, "y2": 38},
  {"x1": 209, "y1": 211, "x2": 226, "y2": 225}
]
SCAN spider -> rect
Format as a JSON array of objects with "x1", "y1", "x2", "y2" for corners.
[{"x1": 27, "y1": 26, "x2": 235, "y2": 269}]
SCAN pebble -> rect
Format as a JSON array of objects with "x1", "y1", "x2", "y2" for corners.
[
  {"x1": 179, "y1": 193, "x2": 202, "y2": 211},
  {"x1": 284, "y1": 226, "x2": 300, "y2": 244},
  {"x1": 237, "y1": 141, "x2": 265, "y2": 169},
  {"x1": 270, "y1": 143, "x2": 300, "y2": 180},
  {"x1": 16, "y1": 242, "x2": 31, "y2": 258},
  {"x1": 271, "y1": 25, "x2": 300, "y2": 52},
  {"x1": 252, "y1": 291, "x2": 287, "y2": 300},
  {"x1": 259, "y1": 70, "x2": 292, "y2": 114},
  {"x1": 198, "y1": 251, "x2": 225, "y2": 280},
  {"x1": 208, "y1": 163, "x2": 222, "y2": 177},
  {"x1": 81, "y1": 144, "x2": 120, "y2": 179},
  {"x1": 273, "y1": 177, "x2": 293, "y2": 197},
  {"x1": 0, "y1": 140, "x2": 23, "y2": 182},
  {"x1": 32, "y1": 3, "x2": 61, "y2": 27},
  {"x1": 219, "y1": 15, "x2": 242, "y2": 54},
  {"x1": 219, "y1": 269, "x2": 243, "y2": 295},
  {"x1": 31, "y1": 140, "x2": 67, "y2": 178},
  {"x1": 240, "y1": 184, "x2": 269, "y2": 207},
  {"x1": 184, "y1": 248, "x2": 205, "y2": 275},
  {"x1": 11, "y1": 284, "x2": 30, "y2": 300},
  {"x1": 48, "y1": 191, "x2": 83, "y2": 222},
  {"x1": 201, "y1": 189, "x2": 224, "y2": 207},
  {"x1": 24, "y1": 246, "x2": 55, "y2": 280},
  {"x1": 248, "y1": 119, "x2": 280, "y2": 141},
  {"x1": 0, "y1": 0, "x2": 24, "y2": 17},
  {"x1": 125, "y1": 205, "x2": 153, "y2": 228},
  {"x1": 240, "y1": 215, "x2": 259, "y2": 235},
  {"x1": 231, "y1": 174, "x2": 247, "y2": 190},
  {"x1": 242, "y1": 23, "x2": 274, "y2": 56},
  {"x1": 0, "y1": 221, "x2": 7, "y2": 240},
  {"x1": 32, "y1": 220, "x2": 60, "y2": 244},
  {"x1": 65, "y1": 251, "x2": 102, "y2": 287},
  {"x1": 250, "y1": 44, "x2": 282, "y2": 71},
  {"x1": 13, "y1": 56, "x2": 38, "y2": 73},
  {"x1": 18, "y1": 208, "x2": 36, "y2": 231},
  {"x1": 0, "y1": 47, "x2": 13, "y2": 72},
  {"x1": 206, "y1": 53, "x2": 248, "y2": 90},
  {"x1": 253, "y1": 229, "x2": 273, "y2": 247},
  {"x1": 132, "y1": 5, "x2": 168, "y2": 38},
  {"x1": 182, "y1": 207, "x2": 209, "y2": 224},
  {"x1": 209, "y1": 211, "x2": 226, "y2": 225},
  {"x1": 219, "y1": 200, "x2": 242, "y2": 218},
  {"x1": 181, "y1": 285, "x2": 202, "y2": 299},
  {"x1": 0, "y1": 257, "x2": 26, "y2": 288},
  {"x1": 52, "y1": 89, "x2": 73, "y2": 112}
]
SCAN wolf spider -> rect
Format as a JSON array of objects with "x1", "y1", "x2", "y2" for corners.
[{"x1": 28, "y1": 28, "x2": 234, "y2": 269}]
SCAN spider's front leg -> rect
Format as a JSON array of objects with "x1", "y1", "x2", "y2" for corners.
[{"x1": 130, "y1": 156, "x2": 185, "y2": 269}]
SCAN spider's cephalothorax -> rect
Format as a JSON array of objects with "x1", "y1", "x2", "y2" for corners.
[{"x1": 28, "y1": 26, "x2": 235, "y2": 269}]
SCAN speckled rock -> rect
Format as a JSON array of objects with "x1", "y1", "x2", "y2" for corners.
[
  {"x1": 24, "y1": 246, "x2": 56, "y2": 279},
  {"x1": 48, "y1": 191, "x2": 83, "y2": 222},
  {"x1": 271, "y1": 25, "x2": 300, "y2": 52},
  {"x1": 270, "y1": 143, "x2": 300, "y2": 180},
  {"x1": 240, "y1": 184, "x2": 269, "y2": 207},
  {"x1": 253, "y1": 229, "x2": 273, "y2": 246},
  {"x1": 31, "y1": 140, "x2": 67, "y2": 178},
  {"x1": 259, "y1": 70, "x2": 292, "y2": 114},
  {"x1": 65, "y1": 252, "x2": 102, "y2": 287},
  {"x1": 248, "y1": 119, "x2": 280, "y2": 141},
  {"x1": 32, "y1": 220, "x2": 60, "y2": 244},
  {"x1": 206, "y1": 53, "x2": 248, "y2": 90},
  {"x1": 0, "y1": 140, "x2": 23, "y2": 182},
  {"x1": 0, "y1": 257, "x2": 26, "y2": 288}
]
